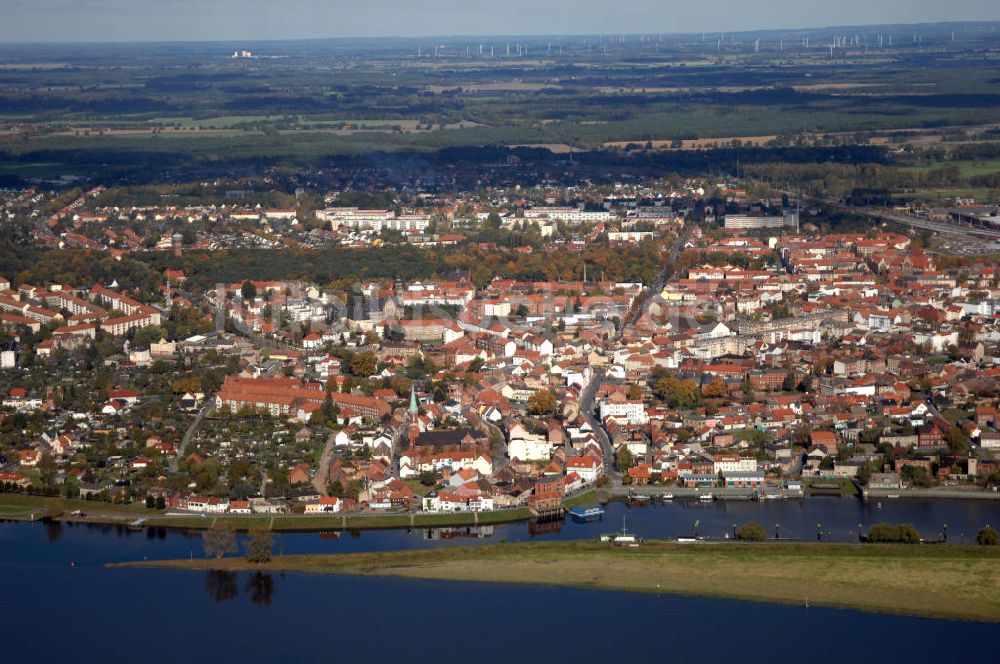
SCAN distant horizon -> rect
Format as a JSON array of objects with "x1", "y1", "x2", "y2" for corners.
[
  {"x1": 2, "y1": 20, "x2": 1000, "y2": 48},
  {"x1": 3, "y1": 0, "x2": 1000, "y2": 44}
]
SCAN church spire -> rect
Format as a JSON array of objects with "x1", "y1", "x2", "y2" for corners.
[{"x1": 409, "y1": 383, "x2": 418, "y2": 416}]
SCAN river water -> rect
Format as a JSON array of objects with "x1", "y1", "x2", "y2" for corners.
[{"x1": 2, "y1": 497, "x2": 998, "y2": 663}]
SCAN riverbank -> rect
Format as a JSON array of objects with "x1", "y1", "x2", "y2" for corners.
[
  {"x1": 117, "y1": 540, "x2": 1000, "y2": 622},
  {"x1": 0, "y1": 493, "x2": 532, "y2": 532}
]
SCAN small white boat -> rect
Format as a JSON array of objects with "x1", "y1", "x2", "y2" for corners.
[
  {"x1": 699, "y1": 493, "x2": 714, "y2": 502},
  {"x1": 661, "y1": 492, "x2": 674, "y2": 501},
  {"x1": 601, "y1": 517, "x2": 641, "y2": 545}
]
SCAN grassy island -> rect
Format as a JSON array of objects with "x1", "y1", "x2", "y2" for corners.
[{"x1": 115, "y1": 541, "x2": 1000, "y2": 622}]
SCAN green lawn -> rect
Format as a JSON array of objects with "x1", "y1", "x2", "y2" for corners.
[
  {"x1": 403, "y1": 480, "x2": 437, "y2": 498},
  {"x1": 0, "y1": 493, "x2": 147, "y2": 515},
  {"x1": 562, "y1": 489, "x2": 600, "y2": 508}
]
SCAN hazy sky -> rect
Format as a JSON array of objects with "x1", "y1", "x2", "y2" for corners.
[{"x1": 3, "y1": 0, "x2": 999, "y2": 43}]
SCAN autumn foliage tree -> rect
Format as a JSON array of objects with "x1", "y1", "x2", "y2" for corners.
[
  {"x1": 702, "y1": 378, "x2": 728, "y2": 399},
  {"x1": 527, "y1": 390, "x2": 557, "y2": 415},
  {"x1": 350, "y1": 351, "x2": 378, "y2": 377},
  {"x1": 651, "y1": 375, "x2": 699, "y2": 409}
]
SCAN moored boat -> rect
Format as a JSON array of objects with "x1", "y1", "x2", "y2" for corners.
[{"x1": 569, "y1": 506, "x2": 606, "y2": 522}]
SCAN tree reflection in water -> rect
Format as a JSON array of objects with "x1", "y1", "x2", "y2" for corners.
[
  {"x1": 204, "y1": 570, "x2": 238, "y2": 603},
  {"x1": 43, "y1": 518, "x2": 63, "y2": 543},
  {"x1": 245, "y1": 571, "x2": 275, "y2": 606}
]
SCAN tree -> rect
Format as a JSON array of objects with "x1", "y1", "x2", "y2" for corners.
[
  {"x1": 240, "y1": 280, "x2": 257, "y2": 301},
  {"x1": 897, "y1": 523, "x2": 921, "y2": 544},
  {"x1": 202, "y1": 522, "x2": 237, "y2": 559},
  {"x1": 321, "y1": 393, "x2": 340, "y2": 423},
  {"x1": 782, "y1": 372, "x2": 798, "y2": 392},
  {"x1": 616, "y1": 446, "x2": 632, "y2": 470},
  {"x1": 866, "y1": 523, "x2": 899, "y2": 543},
  {"x1": 977, "y1": 525, "x2": 999, "y2": 546},
  {"x1": 37, "y1": 452, "x2": 57, "y2": 487},
  {"x1": 132, "y1": 325, "x2": 169, "y2": 349},
  {"x1": 155, "y1": 495, "x2": 166, "y2": 510},
  {"x1": 626, "y1": 383, "x2": 643, "y2": 401},
  {"x1": 351, "y1": 351, "x2": 377, "y2": 377},
  {"x1": 736, "y1": 522, "x2": 767, "y2": 541},
  {"x1": 43, "y1": 497, "x2": 65, "y2": 520},
  {"x1": 901, "y1": 465, "x2": 932, "y2": 488},
  {"x1": 527, "y1": 390, "x2": 557, "y2": 416},
  {"x1": 702, "y1": 378, "x2": 728, "y2": 399},
  {"x1": 652, "y1": 376, "x2": 699, "y2": 409},
  {"x1": 145, "y1": 495, "x2": 155, "y2": 509},
  {"x1": 244, "y1": 528, "x2": 273, "y2": 564},
  {"x1": 945, "y1": 426, "x2": 966, "y2": 454}
]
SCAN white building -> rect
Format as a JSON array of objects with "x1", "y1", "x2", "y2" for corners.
[{"x1": 599, "y1": 400, "x2": 647, "y2": 426}]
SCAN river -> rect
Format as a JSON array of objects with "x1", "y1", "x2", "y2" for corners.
[{"x1": 2, "y1": 497, "x2": 998, "y2": 663}]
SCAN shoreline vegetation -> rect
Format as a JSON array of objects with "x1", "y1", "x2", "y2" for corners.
[{"x1": 114, "y1": 541, "x2": 1000, "y2": 622}]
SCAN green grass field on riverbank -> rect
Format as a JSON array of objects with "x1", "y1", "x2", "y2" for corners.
[{"x1": 117, "y1": 541, "x2": 1000, "y2": 622}]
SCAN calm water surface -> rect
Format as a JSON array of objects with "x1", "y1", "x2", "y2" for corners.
[{"x1": 2, "y1": 498, "x2": 999, "y2": 664}]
